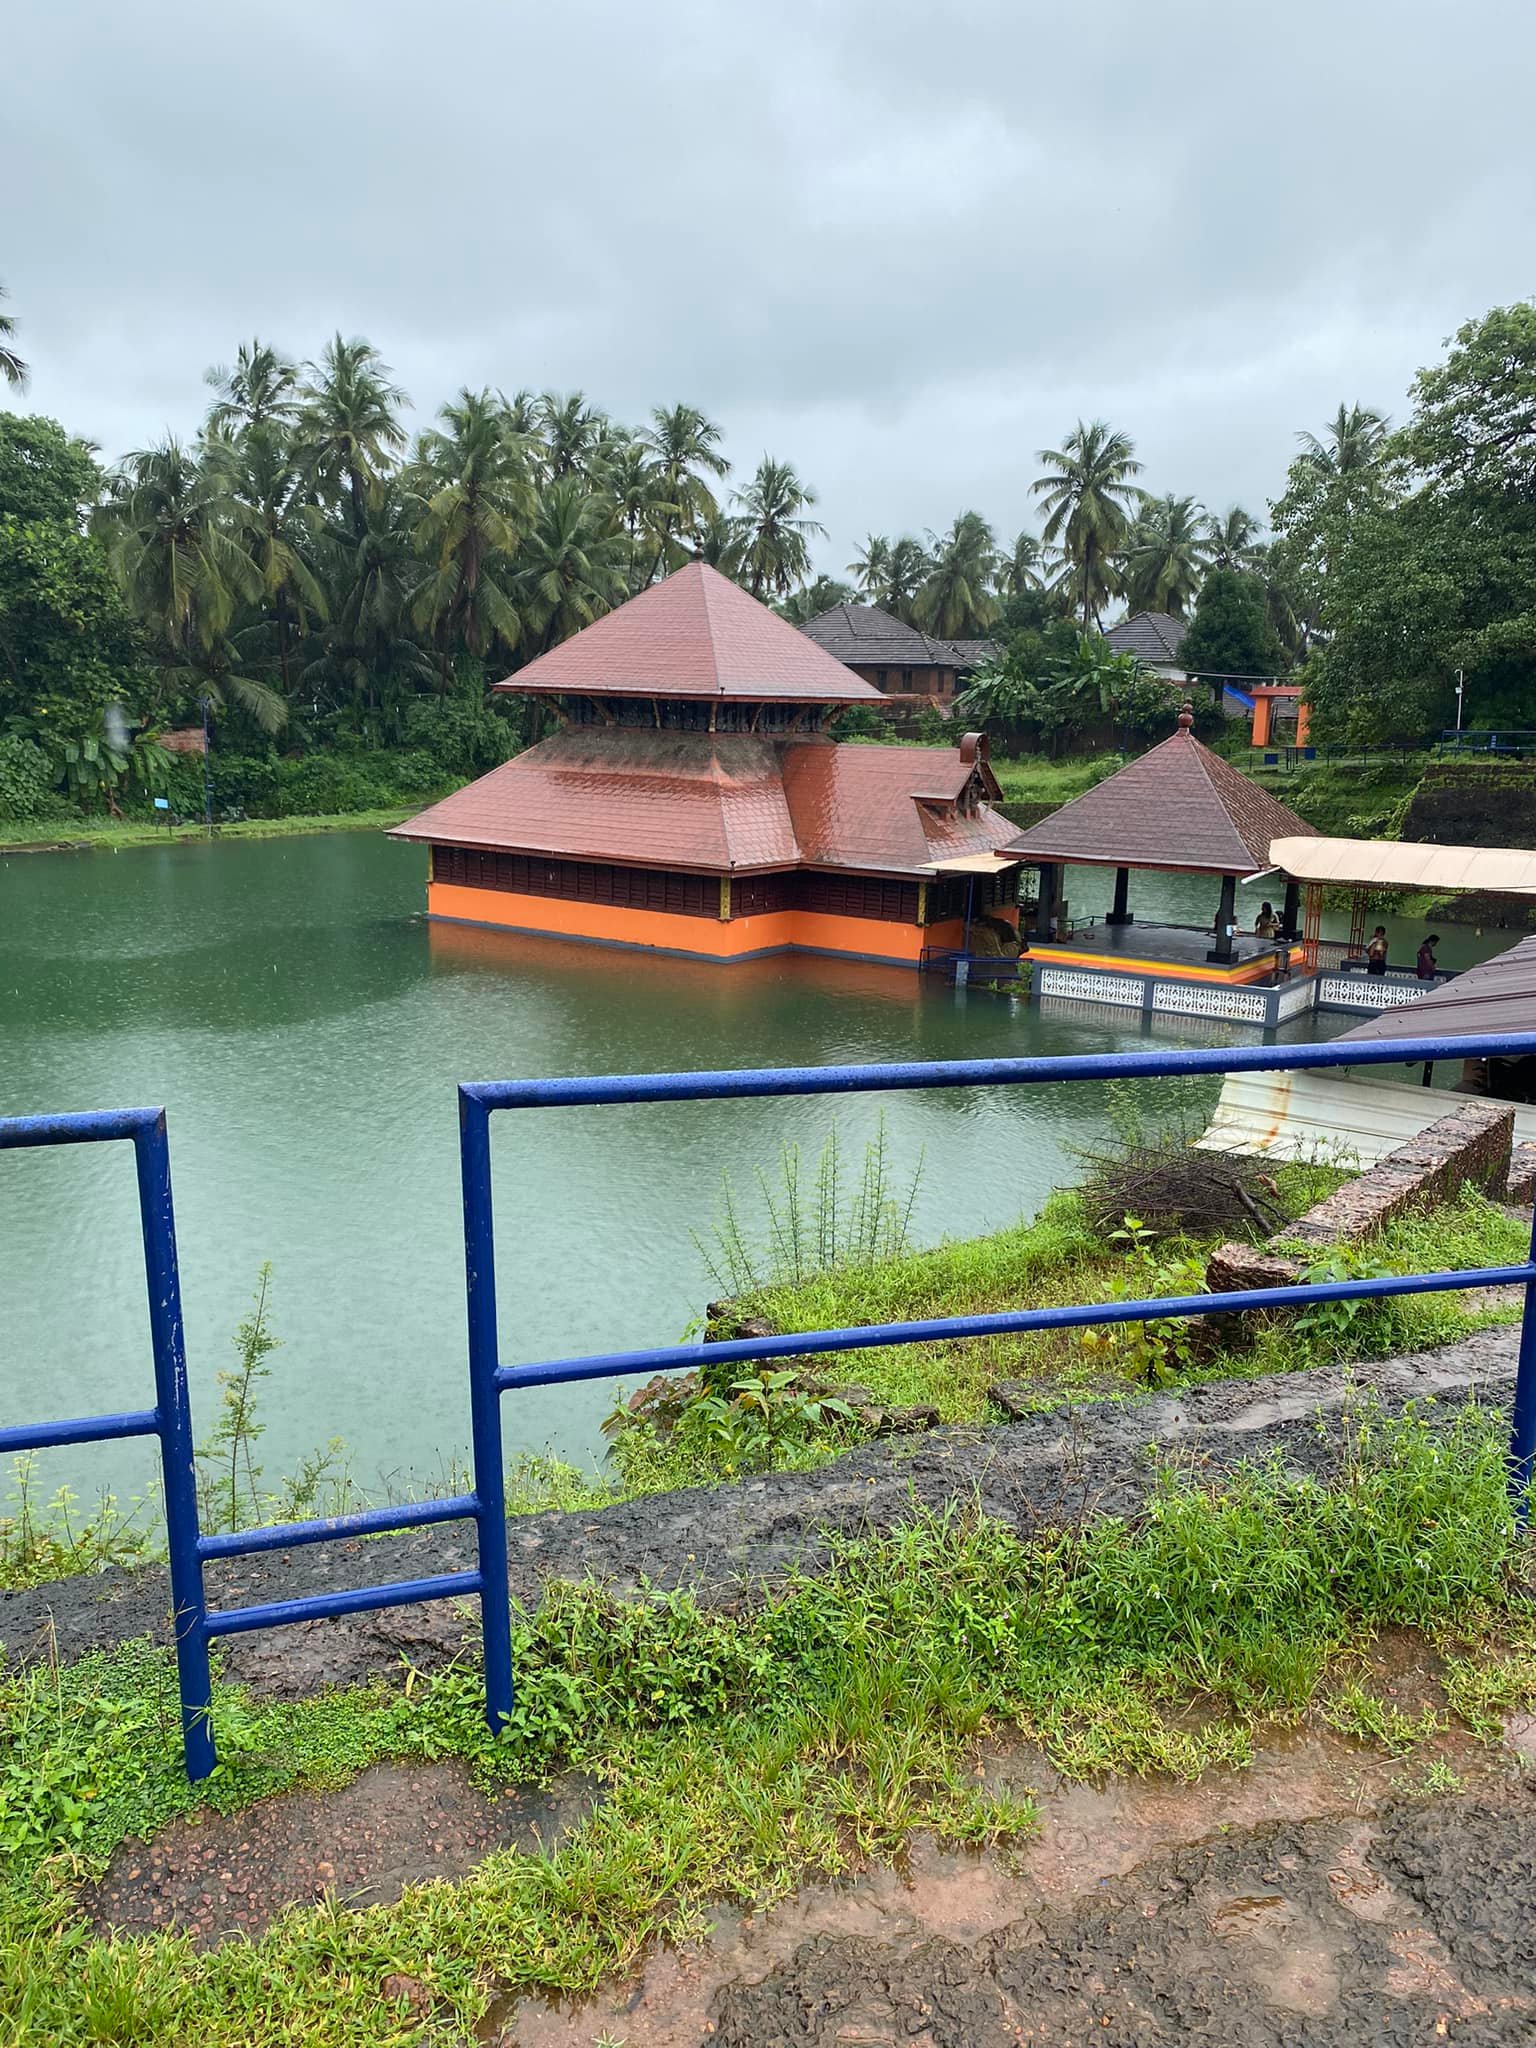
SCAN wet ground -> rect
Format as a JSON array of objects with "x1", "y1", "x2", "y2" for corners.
[
  {"x1": 82, "y1": 1762, "x2": 600, "y2": 1948},
  {"x1": 1, "y1": 1332, "x2": 1519, "y2": 1695},
  {"x1": 495, "y1": 1721, "x2": 1536, "y2": 2048},
  {"x1": 70, "y1": 1623, "x2": 1536, "y2": 2048}
]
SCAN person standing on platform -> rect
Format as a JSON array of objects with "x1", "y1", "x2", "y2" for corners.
[
  {"x1": 1366, "y1": 925, "x2": 1390, "y2": 976},
  {"x1": 1417, "y1": 933, "x2": 1440, "y2": 980}
]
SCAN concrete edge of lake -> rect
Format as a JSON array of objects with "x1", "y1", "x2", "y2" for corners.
[{"x1": 1, "y1": 1327, "x2": 1517, "y2": 1701}]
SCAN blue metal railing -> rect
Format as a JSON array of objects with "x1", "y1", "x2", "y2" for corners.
[{"x1": 6, "y1": 1027, "x2": 1536, "y2": 1781}]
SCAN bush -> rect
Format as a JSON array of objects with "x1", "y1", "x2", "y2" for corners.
[
  {"x1": 0, "y1": 734, "x2": 62, "y2": 821},
  {"x1": 401, "y1": 696, "x2": 516, "y2": 778}
]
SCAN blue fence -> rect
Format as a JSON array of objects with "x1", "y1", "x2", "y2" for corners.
[{"x1": 6, "y1": 1028, "x2": 1536, "y2": 1781}]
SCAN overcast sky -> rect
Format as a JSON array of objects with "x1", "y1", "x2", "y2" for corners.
[{"x1": 5, "y1": 0, "x2": 1533, "y2": 572}]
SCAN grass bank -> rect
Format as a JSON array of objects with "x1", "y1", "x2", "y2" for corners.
[
  {"x1": 0, "y1": 808, "x2": 424, "y2": 853},
  {"x1": 608, "y1": 1174, "x2": 1527, "y2": 1493},
  {"x1": 2, "y1": 1406, "x2": 1533, "y2": 2043}
]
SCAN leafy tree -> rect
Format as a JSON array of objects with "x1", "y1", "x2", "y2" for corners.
[
  {"x1": 916, "y1": 511, "x2": 999, "y2": 637},
  {"x1": 1123, "y1": 493, "x2": 1209, "y2": 617},
  {"x1": 0, "y1": 415, "x2": 101, "y2": 526},
  {"x1": 953, "y1": 658, "x2": 1048, "y2": 754},
  {"x1": 1305, "y1": 304, "x2": 1536, "y2": 741},
  {"x1": 1177, "y1": 569, "x2": 1286, "y2": 687},
  {"x1": 1270, "y1": 401, "x2": 1392, "y2": 625},
  {"x1": 734, "y1": 458, "x2": 826, "y2": 598},
  {"x1": 0, "y1": 282, "x2": 26, "y2": 388},
  {"x1": 205, "y1": 340, "x2": 302, "y2": 438},
  {"x1": 1032, "y1": 420, "x2": 1142, "y2": 628}
]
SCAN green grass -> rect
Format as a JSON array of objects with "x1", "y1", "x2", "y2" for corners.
[
  {"x1": 989, "y1": 756, "x2": 1107, "y2": 805},
  {"x1": 707, "y1": 1181, "x2": 1525, "y2": 1439},
  {"x1": 0, "y1": 1403, "x2": 1530, "y2": 2044},
  {"x1": 0, "y1": 807, "x2": 424, "y2": 852}
]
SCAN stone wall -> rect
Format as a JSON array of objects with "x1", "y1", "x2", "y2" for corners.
[
  {"x1": 1509, "y1": 1141, "x2": 1536, "y2": 1208},
  {"x1": 1207, "y1": 1099, "x2": 1515, "y2": 1294}
]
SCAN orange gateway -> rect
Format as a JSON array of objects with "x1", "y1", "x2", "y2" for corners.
[{"x1": 392, "y1": 564, "x2": 1020, "y2": 966}]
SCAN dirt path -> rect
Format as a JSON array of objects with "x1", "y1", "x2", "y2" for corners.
[{"x1": 2, "y1": 1331, "x2": 1519, "y2": 1699}]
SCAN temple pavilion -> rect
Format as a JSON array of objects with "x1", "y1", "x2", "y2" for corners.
[
  {"x1": 1004, "y1": 705, "x2": 1320, "y2": 1026},
  {"x1": 392, "y1": 564, "x2": 1020, "y2": 966}
]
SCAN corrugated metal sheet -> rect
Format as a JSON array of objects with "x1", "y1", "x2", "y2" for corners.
[
  {"x1": 1270, "y1": 836, "x2": 1536, "y2": 894},
  {"x1": 1198, "y1": 1068, "x2": 1536, "y2": 1165},
  {"x1": 1339, "y1": 936, "x2": 1536, "y2": 1045}
]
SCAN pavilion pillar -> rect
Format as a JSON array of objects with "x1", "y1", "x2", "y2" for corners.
[
  {"x1": 1252, "y1": 695, "x2": 1273, "y2": 748},
  {"x1": 1106, "y1": 866, "x2": 1133, "y2": 927},
  {"x1": 1206, "y1": 873, "x2": 1238, "y2": 963},
  {"x1": 1279, "y1": 880, "x2": 1301, "y2": 941},
  {"x1": 1035, "y1": 863, "x2": 1058, "y2": 941}
]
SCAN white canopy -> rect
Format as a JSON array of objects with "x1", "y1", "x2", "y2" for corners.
[{"x1": 1269, "y1": 835, "x2": 1536, "y2": 897}]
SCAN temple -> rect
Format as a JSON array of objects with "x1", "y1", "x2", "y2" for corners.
[{"x1": 392, "y1": 564, "x2": 1020, "y2": 966}]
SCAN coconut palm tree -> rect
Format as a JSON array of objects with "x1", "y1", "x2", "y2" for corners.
[
  {"x1": 882, "y1": 537, "x2": 932, "y2": 622},
  {"x1": 1032, "y1": 421, "x2": 1142, "y2": 629},
  {"x1": 223, "y1": 426, "x2": 328, "y2": 697},
  {"x1": 916, "y1": 511, "x2": 999, "y2": 638},
  {"x1": 297, "y1": 335, "x2": 407, "y2": 536},
  {"x1": 779, "y1": 576, "x2": 855, "y2": 624},
  {"x1": 204, "y1": 341, "x2": 302, "y2": 438},
  {"x1": 1122, "y1": 493, "x2": 1210, "y2": 618},
  {"x1": 536, "y1": 392, "x2": 604, "y2": 481},
  {"x1": 999, "y1": 530, "x2": 1045, "y2": 599},
  {"x1": 848, "y1": 534, "x2": 893, "y2": 600},
  {"x1": 0, "y1": 283, "x2": 28, "y2": 388},
  {"x1": 409, "y1": 389, "x2": 536, "y2": 683},
  {"x1": 606, "y1": 440, "x2": 678, "y2": 591},
  {"x1": 640, "y1": 404, "x2": 729, "y2": 578},
  {"x1": 1295, "y1": 403, "x2": 1390, "y2": 480},
  {"x1": 516, "y1": 478, "x2": 629, "y2": 653},
  {"x1": 733, "y1": 458, "x2": 826, "y2": 599},
  {"x1": 1205, "y1": 505, "x2": 1262, "y2": 572},
  {"x1": 103, "y1": 439, "x2": 284, "y2": 732},
  {"x1": 302, "y1": 482, "x2": 435, "y2": 728},
  {"x1": 693, "y1": 510, "x2": 748, "y2": 581}
]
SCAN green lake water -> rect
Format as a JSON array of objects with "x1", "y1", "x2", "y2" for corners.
[{"x1": 0, "y1": 831, "x2": 1492, "y2": 1509}]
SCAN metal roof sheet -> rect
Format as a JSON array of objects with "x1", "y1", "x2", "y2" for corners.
[
  {"x1": 494, "y1": 563, "x2": 883, "y2": 702},
  {"x1": 1271, "y1": 836, "x2": 1536, "y2": 895},
  {"x1": 1336, "y1": 935, "x2": 1536, "y2": 1046},
  {"x1": 1006, "y1": 727, "x2": 1316, "y2": 874}
]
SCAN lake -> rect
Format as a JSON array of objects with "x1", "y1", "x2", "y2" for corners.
[{"x1": 0, "y1": 829, "x2": 1463, "y2": 1508}]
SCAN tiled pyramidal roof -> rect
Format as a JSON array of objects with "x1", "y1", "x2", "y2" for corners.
[
  {"x1": 495, "y1": 562, "x2": 883, "y2": 702},
  {"x1": 1006, "y1": 721, "x2": 1317, "y2": 875}
]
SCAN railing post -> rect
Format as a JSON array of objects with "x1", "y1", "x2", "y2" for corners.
[
  {"x1": 134, "y1": 1115, "x2": 216, "y2": 1780},
  {"x1": 460, "y1": 1090, "x2": 514, "y2": 1734},
  {"x1": 1509, "y1": 1199, "x2": 1536, "y2": 1522}
]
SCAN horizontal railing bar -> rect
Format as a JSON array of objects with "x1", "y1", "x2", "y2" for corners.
[
  {"x1": 202, "y1": 1569, "x2": 484, "y2": 1638},
  {"x1": 0, "y1": 1107, "x2": 161, "y2": 1149},
  {"x1": 496, "y1": 1262, "x2": 1536, "y2": 1391},
  {"x1": 197, "y1": 1491, "x2": 480, "y2": 1561},
  {"x1": 463, "y1": 1030, "x2": 1536, "y2": 1114},
  {"x1": 0, "y1": 1408, "x2": 160, "y2": 1454}
]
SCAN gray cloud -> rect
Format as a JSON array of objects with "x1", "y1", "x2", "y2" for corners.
[{"x1": 5, "y1": 0, "x2": 1534, "y2": 571}]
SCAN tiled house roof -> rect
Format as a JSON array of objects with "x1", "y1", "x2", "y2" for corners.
[
  {"x1": 799, "y1": 605, "x2": 998, "y2": 673},
  {"x1": 1104, "y1": 612, "x2": 1187, "y2": 664}
]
